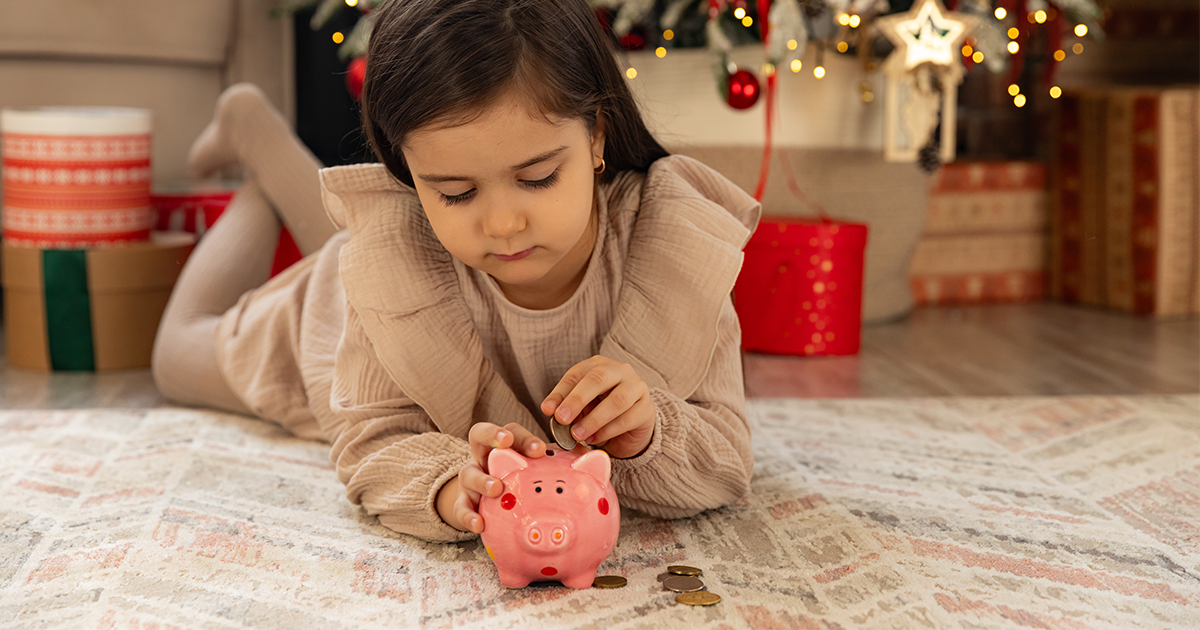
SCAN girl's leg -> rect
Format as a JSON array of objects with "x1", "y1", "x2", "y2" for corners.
[
  {"x1": 188, "y1": 83, "x2": 337, "y2": 256},
  {"x1": 151, "y1": 179, "x2": 278, "y2": 413}
]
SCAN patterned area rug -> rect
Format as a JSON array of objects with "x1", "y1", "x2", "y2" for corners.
[{"x1": 2, "y1": 396, "x2": 1198, "y2": 629}]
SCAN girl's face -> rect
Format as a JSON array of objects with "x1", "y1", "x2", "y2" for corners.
[{"x1": 402, "y1": 92, "x2": 605, "y2": 310}]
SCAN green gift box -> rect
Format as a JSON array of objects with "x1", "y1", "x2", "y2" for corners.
[{"x1": 2, "y1": 233, "x2": 194, "y2": 371}]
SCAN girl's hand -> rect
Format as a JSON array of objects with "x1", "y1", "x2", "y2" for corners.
[
  {"x1": 541, "y1": 356, "x2": 656, "y2": 459},
  {"x1": 436, "y1": 422, "x2": 545, "y2": 533}
]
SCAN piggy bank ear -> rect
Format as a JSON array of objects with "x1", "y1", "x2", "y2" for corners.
[
  {"x1": 571, "y1": 450, "x2": 611, "y2": 485},
  {"x1": 487, "y1": 448, "x2": 528, "y2": 479}
]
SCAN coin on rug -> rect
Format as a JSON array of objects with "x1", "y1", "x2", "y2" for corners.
[{"x1": 676, "y1": 592, "x2": 722, "y2": 606}]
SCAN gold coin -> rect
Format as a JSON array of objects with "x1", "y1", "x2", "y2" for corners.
[
  {"x1": 676, "y1": 591, "x2": 721, "y2": 606},
  {"x1": 667, "y1": 565, "x2": 703, "y2": 577},
  {"x1": 550, "y1": 419, "x2": 577, "y2": 450},
  {"x1": 592, "y1": 576, "x2": 627, "y2": 589},
  {"x1": 662, "y1": 576, "x2": 704, "y2": 593}
]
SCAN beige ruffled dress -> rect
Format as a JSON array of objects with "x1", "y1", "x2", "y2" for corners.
[{"x1": 214, "y1": 155, "x2": 762, "y2": 542}]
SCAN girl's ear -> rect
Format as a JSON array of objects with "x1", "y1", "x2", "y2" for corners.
[
  {"x1": 591, "y1": 108, "x2": 606, "y2": 162},
  {"x1": 488, "y1": 449, "x2": 528, "y2": 479}
]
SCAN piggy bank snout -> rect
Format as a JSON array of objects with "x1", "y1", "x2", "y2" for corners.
[
  {"x1": 524, "y1": 518, "x2": 572, "y2": 551},
  {"x1": 526, "y1": 524, "x2": 567, "y2": 545}
]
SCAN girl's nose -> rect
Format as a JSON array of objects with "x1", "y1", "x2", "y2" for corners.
[{"x1": 484, "y1": 205, "x2": 526, "y2": 239}]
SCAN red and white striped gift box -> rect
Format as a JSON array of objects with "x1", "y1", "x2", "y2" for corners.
[{"x1": 1, "y1": 107, "x2": 153, "y2": 248}]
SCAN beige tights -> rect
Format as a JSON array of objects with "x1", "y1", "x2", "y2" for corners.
[{"x1": 152, "y1": 83, "x2": 338, "y2": 413}]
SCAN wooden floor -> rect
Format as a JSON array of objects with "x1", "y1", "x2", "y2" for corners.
[
  {"x1": 745, "y1": 303, "x2": 1199, "y2": 398},
  {"x1": 1, "y1": 303, "x2": 1197, "y2": 410}
]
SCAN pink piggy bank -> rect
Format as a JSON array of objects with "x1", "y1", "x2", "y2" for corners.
[{"x1": 479, "y1": 448, "x2": 620, "y2": 589}]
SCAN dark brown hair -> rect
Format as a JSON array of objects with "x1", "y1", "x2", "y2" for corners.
[{"x1": 360, "y1": 0, "x2": 668, "y2": 186}]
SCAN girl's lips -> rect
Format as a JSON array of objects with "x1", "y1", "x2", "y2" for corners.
[{"x1": 494, "y1": 247, "x2": 535, "y2": 261}]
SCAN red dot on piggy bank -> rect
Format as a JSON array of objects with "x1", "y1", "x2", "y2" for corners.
[{"x1": 479, "y1": 449, "x2": 620, "y2": 589}]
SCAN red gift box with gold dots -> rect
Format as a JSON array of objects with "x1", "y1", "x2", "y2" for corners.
[{"x1": 734, "y1": 217, "x2": 868, "y2": 356}]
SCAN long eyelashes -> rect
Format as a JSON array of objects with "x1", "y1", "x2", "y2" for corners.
[{"x1": 438, "y1": 169, "x2": 561, "y2": 207}]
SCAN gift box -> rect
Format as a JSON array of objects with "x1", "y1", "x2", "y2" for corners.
[
  {"x1": 2, "y1": 233, "x2": 194, "y2": 371},
  {"x1": 1051, "y1": 87, "x2": 1200, "y2": 316},
  {"x1": 1, "y1": 107, "x2": 153, "y2": 248},
  {"x1": 734, "y1": 217, "x2": 868, "y2": 356},
  {"x1": 151, "y1": 181, "x2": 302, "y2": 277},
  {"x1": 911, "y1": 161, "x2": 1049, "y2": 305}
]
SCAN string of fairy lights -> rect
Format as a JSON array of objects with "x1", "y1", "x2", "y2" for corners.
[
  {"x1": 292, "y1": 0, "x2": 1101, "y2": 110},
  {"x1": 609, "y1": 1, "x2": 1098, "y2": 110}
]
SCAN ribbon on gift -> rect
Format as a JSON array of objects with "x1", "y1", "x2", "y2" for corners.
[
  {"x1": 753, "y1": 0, "x2": 832, "y2": 225},
  {"x1": 41, "y1": 250, "x2": 97, "y2": 371}
]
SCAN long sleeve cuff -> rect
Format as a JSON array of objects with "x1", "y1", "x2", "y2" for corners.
[
  {"x1": 344, "y1": 432, "x2": 478, "y2": 543},
  {"x1": 609, "y1": 388, "x2": 753, "y2": 519}
]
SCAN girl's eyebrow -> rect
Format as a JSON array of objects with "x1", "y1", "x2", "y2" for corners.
[{"x1": 417, "y1": 145, "x2": 569, "y2": 183}]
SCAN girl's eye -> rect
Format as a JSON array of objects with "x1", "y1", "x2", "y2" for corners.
[
  {"x1": 439, "y1": 189, "x2": 475, "y2": 206},
  {"x1": 437, "y1": 168, "x2": 558, "y2": 206},
  {"x1": 522, "y1": 169, "x2": 560, "y2": 191}
]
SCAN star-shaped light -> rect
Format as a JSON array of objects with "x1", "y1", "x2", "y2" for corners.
[{"x1": 876, "y1": 0, "x2": 978, "y2": 70}]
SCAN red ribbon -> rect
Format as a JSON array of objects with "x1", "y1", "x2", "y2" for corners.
[
  {"x1": 752, "y1": 0, "x2": 829, "y2": 223},
  {"x1": 753, "y1": 0, "x2": 772, "y2": 201},
  {"x1": 1042, "y1": 7, "x2": 1065, "y2": 86},
  {"x1": 1005, "y1": 0, "x2": 1029, "y2": 87}
]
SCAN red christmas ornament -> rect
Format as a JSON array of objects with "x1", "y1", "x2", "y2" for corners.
[
  {"x1": 619, "y1": 31, "x2": 646, "y2": 51},
  {"x1": 726, "y1": 67, "x2": 761, "y2": 110},
  {"x1": 594, "y1": 8, "x2": 613, "y2": 32},
  {"x1": 346, "y1": 56, "x2": 366, "y2": 101}
]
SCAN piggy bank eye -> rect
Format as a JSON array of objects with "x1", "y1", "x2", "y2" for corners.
[
  {"x1": 556, "y1": 487, "x2": 564, "y2": 494},
  {"x1": 535, "y1": 487, "x2": 542, "y2": 493}
]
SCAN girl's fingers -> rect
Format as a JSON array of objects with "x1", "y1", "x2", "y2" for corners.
[
  {"x1": 589, "y1": 396, "x2": 655, "y2": 445},
  {"x1": 453, "y1": 490, "x2": 483, "y2": 533},
  {"x1": 504, "y1": 422, "x2": 546, "y2": 458},
  {"x1": 541, "y1": 356, "x2": 601, "y2": 419},
  {"x1": 459, "y1": 462, "x2": 501, "y2": 498},
  {"x1": 553, "y1": 361, "x2": 625, "y2": 427},
  {"x1": 468, "y1": 422, "x2": 514, "y2": 469},
  {"x1": 571, "y1": 378, "x2": 646, "y2": 443}
]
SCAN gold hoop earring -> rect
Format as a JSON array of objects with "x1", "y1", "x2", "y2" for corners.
[{"x1": 593, "y1": 158, "x2": 606, "y2": 175}]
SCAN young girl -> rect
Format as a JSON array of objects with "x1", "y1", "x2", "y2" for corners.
[{"x1": 153, "y1": 0, "x2": 760, "y2": 543}]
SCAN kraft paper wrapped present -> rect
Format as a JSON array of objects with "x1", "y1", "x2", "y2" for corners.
[
  {"x1": 1051, "y1": 87, "x2": 1200, "y2": 317},
  {"x1": 910, "y1": 161, "x2": 1049, "y2": 306},
  {"x1": 2, "y1": 232, "x2": 194, "y2": 371},
  {"x1": 734, "y1": 217, "x2": 868, "y2": 357}
]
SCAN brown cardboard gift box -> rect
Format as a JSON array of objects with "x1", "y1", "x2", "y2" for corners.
[
  {"x1": 2, "y1": 232, "x2": 194, "y2": 371},
  {"x1": 910, "y1": 161, "x2": 1049, "y2": 306},
  {"x1": 1051, "y1": 86, "x2": 1200, "y2": 317}
]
